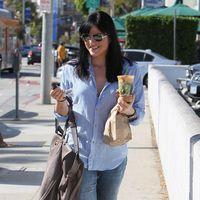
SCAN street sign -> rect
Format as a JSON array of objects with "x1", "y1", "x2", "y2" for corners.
[
  {"x1": 39, "y1": 0, "x2": 51, "y2": 13},
  {"x1": 144, "y1": 0, "x2": 164, "y2": 8},
  {"x1": 25, "y1": 7, "x2": 31, "y2": 23}
]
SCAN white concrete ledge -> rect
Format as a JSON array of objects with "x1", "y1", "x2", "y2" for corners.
[{"x1": 148, "y1": 65, "x2": 200, "y2": 200}]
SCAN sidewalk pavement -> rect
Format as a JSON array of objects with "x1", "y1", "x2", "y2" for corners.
[{"x1": 0, "y1": 77, "x2": 168, "y2": 200}]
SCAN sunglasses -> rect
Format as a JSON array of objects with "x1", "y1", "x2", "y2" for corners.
[{"x1": 81, "y1": 33, "x2": 108, "y2": 42}]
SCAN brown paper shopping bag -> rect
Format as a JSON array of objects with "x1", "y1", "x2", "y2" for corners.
[{"x1": 103, "y1": 107, "x2": 132, "y2": 146}]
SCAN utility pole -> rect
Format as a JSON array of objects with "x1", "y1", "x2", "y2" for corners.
[
  {"x1": 22, "y1": 0, "x2": 25, "y2": 25},
  {"x1": 197, "y1": 0, "x2": 200, "y2": 41},
  {"x1": 173, "y1": 9, "x2": 176, "y2": 60},
  {"x1": 141, "y1": 0, "x2": 145, "y2": 8},
  {"x1": 22, "y1": 0, "x2": 25, "y2": 44},
  {"x1": 110, "y1": 0, "x2": 115, "y2": 17},
  {"x1": 40, "y1": 0, "x2": 53, "y2": 104},
  {"x1": 198, "y1": 0, "x2": 200, "y2": 11}
]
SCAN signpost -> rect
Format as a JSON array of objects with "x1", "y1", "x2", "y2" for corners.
[
  {"x1": 52, "y1": 0, "x2": 58, "y2": 42},
  {"x1": 12, "y1": 49, "x2": 21, "y2": 120},
  {"x1": 39, "y1": 0, "x2": 53, "y2": 104}
]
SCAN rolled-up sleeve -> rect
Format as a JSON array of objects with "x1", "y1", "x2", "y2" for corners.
[
  {"x1": 54, "y1": 111, "x2": 68, "y2": 122},
  {"x1": 54, "y1": 64, "x2": 72, "y2": 122},
  {"x1": 130, "y1": 64, "x2": 145, "y2": 126}
]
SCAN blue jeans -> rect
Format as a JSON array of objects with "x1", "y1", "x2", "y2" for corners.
[{"x1": 78, "y1": 157, "x2": 127, "y2": 200}]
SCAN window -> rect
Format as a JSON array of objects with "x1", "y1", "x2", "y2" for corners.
[
  {"x1": 144, "y1": 53, "x2": 154, "y2": 61},
  {"x1": 124, "y1": 51, "x2": 145, "y2": 62}
]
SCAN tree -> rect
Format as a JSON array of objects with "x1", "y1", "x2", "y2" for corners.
[
  {"x1": 5, "y1": 0, "x2": 42, "y2": 42},
  {"x1": 5, "y1": 0, "x2": 23, "y2": 19},
  {"x1": 115, "y1": 0, "x2": 139, "y2": 16},
  {"x1": 74, "y1": 0, "x2": 89, "y2": 15},
  {"x1": 30, "y1": 17, "x2": 42, "y2": 43},
  {"x1": 74, "y1": 0, "x2": 139, "y2": 16}
]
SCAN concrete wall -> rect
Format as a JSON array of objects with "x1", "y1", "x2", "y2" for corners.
[{"x1": 148, "y1": 65, "x2": 200, "y2": 200}]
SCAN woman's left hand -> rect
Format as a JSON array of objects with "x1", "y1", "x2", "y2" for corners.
[{"x1": 116, "y1": 95, "x2": 135, "y2": 116}]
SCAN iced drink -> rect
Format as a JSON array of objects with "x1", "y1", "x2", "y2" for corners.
[{"x1": 117, "y1": 75, "x2": 134, "y2": 103}]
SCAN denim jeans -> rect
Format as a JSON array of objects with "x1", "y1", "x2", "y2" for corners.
[{"x1": 78, "y1": 157, "x2": 127, "y2": 200}]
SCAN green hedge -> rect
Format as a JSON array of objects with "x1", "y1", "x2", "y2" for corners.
[{"x1": 125, "y1": 16, "x2": 198, "y2": 64}]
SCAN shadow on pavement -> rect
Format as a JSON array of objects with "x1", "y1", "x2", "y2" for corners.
[
  {"x1": 20, "y1": 72, "x2": 40, "y2": 77},
  {"x1": 0, "y1": 122, "x2": 21, "y2": 139},
  {"x1": 0, "y1": 71, "x2": 15, "y2": 79},
  {"x1": 0, "y1": 168, "x2": 44, "y2": 186},
  {"x1": 5, "y1": 141, "x2": 46, "y2": 147},
  {"x1": 0, "y1": 119, "x2": 55, "y2": 124},
  {"x1": 0, "y1": 149, "x2": 48, "y2": 155},
  {"x1": 0, "y1": 155, "x2": 47, "y2": 164},
  {"x1": 0, "y1": 71, "x2": 40, "y2": 79},
  {"x1": 0, "y1": 109, "x2": 38, "y2": 119}
]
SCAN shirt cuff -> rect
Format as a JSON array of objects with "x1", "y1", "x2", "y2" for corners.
[
  {"x1": 54, "y1": 111, "x2": 68, "y2": 122},
  {"x1": 128, "y1": 108, "x2": 145, "y2": 126}
]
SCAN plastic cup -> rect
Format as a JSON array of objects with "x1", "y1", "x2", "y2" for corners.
[{"x1": 117, "y1": 75, "x2": 134, "y2": 103}]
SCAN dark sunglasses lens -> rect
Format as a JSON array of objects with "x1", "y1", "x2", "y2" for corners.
[
  {"x1": 82, "y1": 34, "x2": 89, "y2": 41},
  {"x1": 93, "y1": 34, "x2": 103, "y2": 41}
]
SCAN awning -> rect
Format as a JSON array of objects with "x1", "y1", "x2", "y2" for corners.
[{"x1": 0, "y1": 18, "x2": 20, "y2": 28}]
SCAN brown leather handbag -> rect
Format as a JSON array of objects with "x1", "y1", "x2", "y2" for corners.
[{"x1": 39, "y1": 97, "x2": 84, "y2": 200}]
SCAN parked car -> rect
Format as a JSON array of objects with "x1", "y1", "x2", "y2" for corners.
[
  {"x1": 65, "y1": 45, "x2": 79, "y2": 60},
  {"x1": 122, "y1": 49, "x2": 180, "y2": 87},
  {"x1": 27, "y1": 45, "x2": 41, "y2": 65},
  {"x1": 19, "y1": 45, "x2": 31, "y2": 57},
  {"x1": 187, "y1": 71, "x2": 200, "y2": 99},
  {"x1": 185, "y1": 63, "x2": 200, "y2": 78},
  {"x1": 177, "y1": 70, "x2": 200, "y2": 116}
]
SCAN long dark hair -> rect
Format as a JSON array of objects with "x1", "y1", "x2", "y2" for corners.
[{"x1": 76, "y1": 11, "x2": 123, "y2": 83}]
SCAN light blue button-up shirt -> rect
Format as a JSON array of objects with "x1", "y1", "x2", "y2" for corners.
[{"x1": 55, "y1": 60, "x2": 145, "y2": 171}]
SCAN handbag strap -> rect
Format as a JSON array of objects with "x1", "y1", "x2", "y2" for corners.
[{"x1": 55, "y1": 96, "x2": 80, "y2": 153}]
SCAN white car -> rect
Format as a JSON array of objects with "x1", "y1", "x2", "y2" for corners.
[
  {"x1": 123, "y1": 49, "x2": 180, "y2": 87},
  {"x1": 57, "y1": 49, "x2": 180, "y2": 87}
]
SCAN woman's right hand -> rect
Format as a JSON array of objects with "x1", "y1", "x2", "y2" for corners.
[
  {"x1": 50, "y1": 87, "x2": 66, "y2": 102},
  {"x1": 50, "y1": 87, "x2": 69, "y2": 116}
]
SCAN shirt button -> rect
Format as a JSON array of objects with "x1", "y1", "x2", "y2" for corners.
[{"x1": 92, "y1": 140, "x2": 95, "y2": 143}]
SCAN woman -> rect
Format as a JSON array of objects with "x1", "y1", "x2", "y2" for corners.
[{"x1": 51, "y1": 11, "x2": 145, "y2": 200}]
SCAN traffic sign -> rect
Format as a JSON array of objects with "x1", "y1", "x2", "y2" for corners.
[
  {"x1": 144, "y1": 0, "x2": 164, "y2": 8},
  {"x1": 25, "y1": 7, "x2": 31, "y2": 23},
  {"x1": 39, "y1": 0, "x2": 51, "y2": 13},
  {"x1": 0, "y1": 0, "x2": 3, "y2": 8}
]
